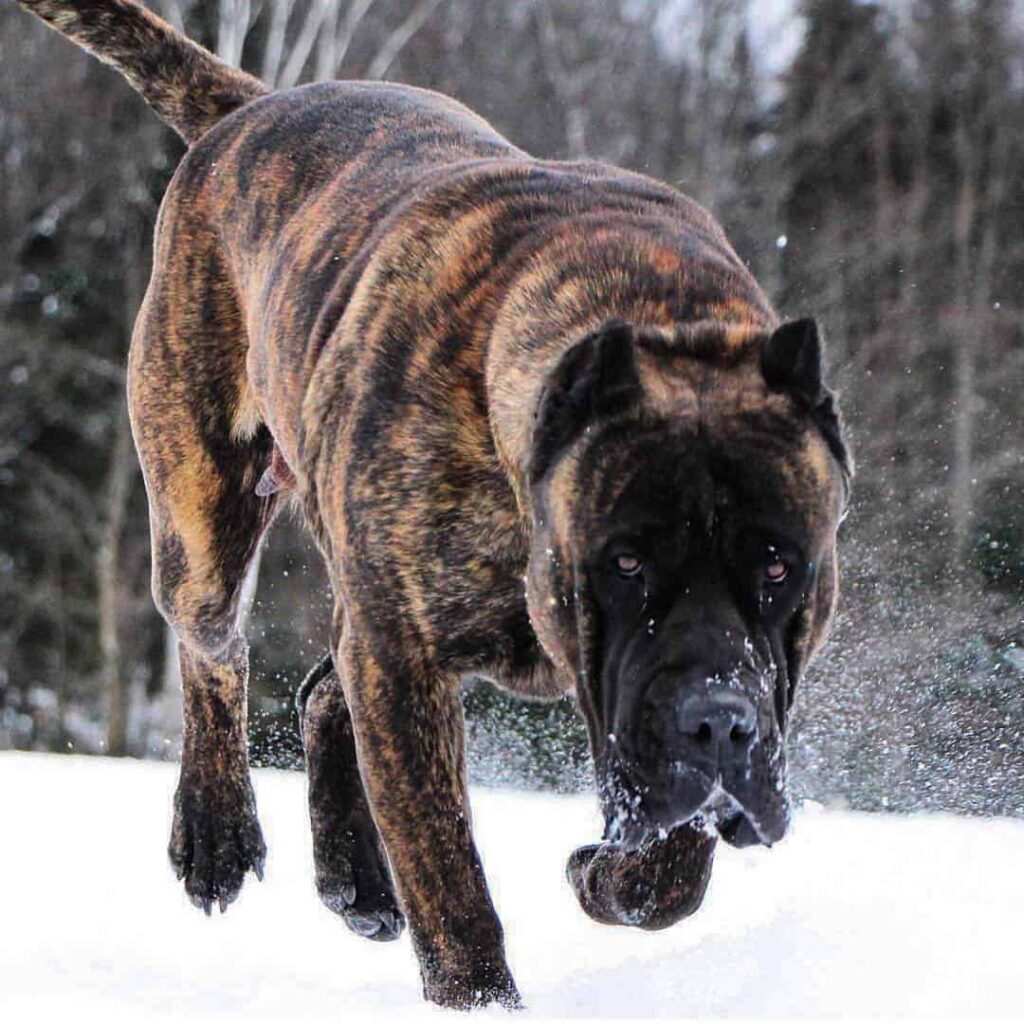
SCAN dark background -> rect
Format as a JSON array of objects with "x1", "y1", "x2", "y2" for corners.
[{"x1": 1, "y1": 0, "x2": 1021, "y2": 814}]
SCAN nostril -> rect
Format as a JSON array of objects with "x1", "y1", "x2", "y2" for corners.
[
  {"x1": 729, "y1": 723, "x2": 751, "y2": 744},
  {"x1": 696, "y1": 722, "x2": 713, "y2": 746}
]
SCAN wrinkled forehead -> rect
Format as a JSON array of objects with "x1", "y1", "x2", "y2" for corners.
[{"x1": 570, "y1": 406, "x2": 842, "y2": 555}]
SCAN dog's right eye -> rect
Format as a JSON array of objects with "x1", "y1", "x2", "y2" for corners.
[{"x1": 614, "y1": 553, "x2": 643, "y2": 578}]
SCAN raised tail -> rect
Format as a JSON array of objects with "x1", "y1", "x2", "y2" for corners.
[{"x1": 15, "y1": 0, "x2": 269, "y2": 142}]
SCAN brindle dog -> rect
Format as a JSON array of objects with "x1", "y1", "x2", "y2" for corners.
[{"x1": 16, "y1": 0, "x2": 852, "y2": 1009}]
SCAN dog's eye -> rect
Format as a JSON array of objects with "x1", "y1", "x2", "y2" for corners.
[
  {"x1": 614, "y1": 553, "x2": 643, "y2": 578},
  {"x1": 765, "y1": 549, "x2": 789, "y2": 584}
]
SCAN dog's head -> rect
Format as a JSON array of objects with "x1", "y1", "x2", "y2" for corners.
[{"x1": 525, "y1": 319, "x2": 851, "y2": 849}]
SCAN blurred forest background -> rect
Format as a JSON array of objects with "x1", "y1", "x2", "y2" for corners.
[{"x1": 0, "y1": 0, "x2": 1021, "y2": 814}]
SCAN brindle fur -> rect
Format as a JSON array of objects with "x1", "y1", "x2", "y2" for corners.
[
  {"x1": 296, "y1": 653, "x2": 404, "y2": 941},
  {"x1": 16, "y1": 1, "x2": 850, "y2": 1009}
]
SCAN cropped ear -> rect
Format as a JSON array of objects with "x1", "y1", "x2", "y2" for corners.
[
  {"x1": 529, "y1": 320, "x2": 640, "y2": 484},
  {"x1": 760, "y1": 319, "x2": 824, "y2": 406},
  {"x1": 761, "y1": 319, "x2": 853, "y2": 485}
]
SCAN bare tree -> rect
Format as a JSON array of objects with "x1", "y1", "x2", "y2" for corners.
[
  {"x1": 533, "y1": 0, "x2": 588, "y2": 157},
  {"x1": 99, "y1": 398, "x2": 137, "y2": 756},
  {"x1": 366, "y1": 0, "x2": 445, "y2": 81},
  {"x1": 324, "y1": 0, "x2": 378, "y2": 79}
]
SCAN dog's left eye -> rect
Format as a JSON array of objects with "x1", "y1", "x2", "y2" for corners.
[
  {"x1": 765, "y1": 549, "x2": 789, "y2": 584},
  {"x1": 614, "y1": 553, "x2": 643, "y2": 578}
]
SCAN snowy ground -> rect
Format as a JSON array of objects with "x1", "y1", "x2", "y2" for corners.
[{"x1": 2, "y1": 753, "x2": 1021, "y2": 1022}]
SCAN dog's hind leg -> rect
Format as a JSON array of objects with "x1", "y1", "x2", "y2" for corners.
[
  {"x1": 128, "y1": 218, "x2": 280, "y2": 914},
  {"x1": 297, "y1": 654, "x2": 404, "y2": 941}
]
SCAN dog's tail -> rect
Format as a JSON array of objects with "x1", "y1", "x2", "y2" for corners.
[{"x1": 15, "y1": 0, "x2": 269, "y2": 143}]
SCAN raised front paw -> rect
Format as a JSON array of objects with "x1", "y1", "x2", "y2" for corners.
[
  {"x1": 299, "y1": 653, "x2": 405, "y2": 941},
  {"x1": 168, "y1": 772, "x2": 266, "y2": 915},
  {"x1": 315, "y1": 826, "x2": 405, "y2": 942},
  {"x1": 567, "y1": 819, "x2": 716, "y2": 930}
]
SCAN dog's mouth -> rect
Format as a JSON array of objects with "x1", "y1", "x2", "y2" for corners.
[
  {"x1": 602, "y1": 753, "x2": 788, "y2": 850},
  {"x1": 700, "y1": 784, "x2": 779, "y2": 848}
]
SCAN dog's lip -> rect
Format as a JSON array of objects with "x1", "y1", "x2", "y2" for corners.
[
  {"x1": 603, "y1": 744, "x2": 786, "y2": 847},
  {"x1": 606, "y1": 767, "x2": 780, "y2": 849},
  {"x1": 701, "y1": 784, "x2": 777, "y2": 847},
  {"x1": 607, "y1": 750, "x2": 717, "y2": 805}
]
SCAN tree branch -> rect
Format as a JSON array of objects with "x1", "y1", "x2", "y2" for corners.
[
  {"x1": 366, "y1": 0, "x2": 445, "y2": 81},
  {"x1": 279, "y1": 0, "x2": 334, "y2": 89}
]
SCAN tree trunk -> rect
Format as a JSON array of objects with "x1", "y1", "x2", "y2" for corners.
[
  {"x1": 533, "y1": 1, "x2": 588, "y2": 158},
  {"x1": 366, "y1": 0, "x2": 445, "y2": 82},
  {"x1": 950, "y1": 115, "x2": 978, "y2": 566},
  {"x1": 100, "y1": 400, "x2": 136, "y2": 756},
  {"x1": 102, "y1": 221, "x2": 146, "y2": 757}
]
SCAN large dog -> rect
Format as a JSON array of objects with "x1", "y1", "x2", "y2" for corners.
[{"x1": 16, "y1": 0, "x2": 851, "y2": 1009}]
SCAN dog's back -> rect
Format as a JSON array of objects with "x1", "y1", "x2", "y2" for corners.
[
  {"x1": 18, "y1": 1, "x2": 768, "y2": 473},
  {"x1": 150, "y1": 77, "x2": 762, "y2": 475},
  {"x1": 162, "y1": 80, "x2": 525, "y2": 456}
]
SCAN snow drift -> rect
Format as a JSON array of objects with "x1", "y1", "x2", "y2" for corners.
[{"x1": 1, "y1": 752, "x2": 1020, "y2": 1021}]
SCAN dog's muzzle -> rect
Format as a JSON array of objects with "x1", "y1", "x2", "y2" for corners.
[{"x1": 604, "y1": 667, "x2": 788, "y2": 850}]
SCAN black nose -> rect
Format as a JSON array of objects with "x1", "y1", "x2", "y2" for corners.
[{"x1": 676, "y1": 691, "x2": 758, "y2": 771}]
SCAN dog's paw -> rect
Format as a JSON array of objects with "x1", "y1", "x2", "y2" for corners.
[
  {"x1": 320, "y1": 883, "x2": 405, "y2": 942},
  {"x1": 316, "y1": 829, "x2": 405, "y2": 942},
  {"x1": 567, "y1": 820, "x2": 716, "y2": 930},
  {"x1": 422, "y1": 960, "x2": 523, "y2": 1011},
  {"x1": 168, "y1": 773, "x2": 266, "y2": 915}
]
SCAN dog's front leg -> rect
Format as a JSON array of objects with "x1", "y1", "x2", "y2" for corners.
[
  {"x1": 337, "y1": 627, "x2": 520, "y2": 1010},
  {"x1": 298, "y1": 653, "x2": 404, "y2": 941},
  {"x1": 169, "y1": 638, "x2": 266, "y2": 913}
]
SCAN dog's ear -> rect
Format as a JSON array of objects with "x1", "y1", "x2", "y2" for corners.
[
  {"x1": 761, "y1": 319, "x2": 852, "y2": 483},
  {"x1": 529, "y1": 320, "x2": 641, "y2": 484},
  {"x1": 761, "y1": 318, "x2": 824, "y2": 406}
]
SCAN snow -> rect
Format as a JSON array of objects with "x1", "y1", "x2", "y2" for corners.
[{"x1": 1, "y1": 753, "x2": 1021, "y2": 1022}]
